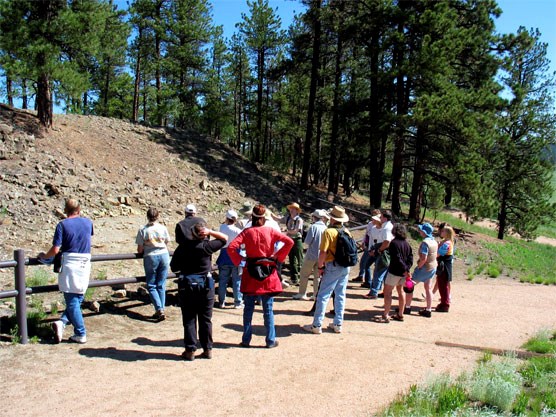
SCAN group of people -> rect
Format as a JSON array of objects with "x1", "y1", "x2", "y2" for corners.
[{"x1": 38, "y1": 197, "x2": 455, "y2": 361}]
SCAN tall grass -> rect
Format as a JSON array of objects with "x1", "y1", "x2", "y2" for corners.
[
  {"x1": 482, "y1": 239, "x2": 556, "y2": 285},
  {"x1": 376, "y1": 329, "x2": 556, "y2": 417}
]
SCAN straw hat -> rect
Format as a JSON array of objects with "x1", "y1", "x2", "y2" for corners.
[
  {"x1": 287, "y1": 202, "x2": 302, "y2": 212},
  {"x1": 328, "y1": 206, "x2": 349, "y2": 223}
]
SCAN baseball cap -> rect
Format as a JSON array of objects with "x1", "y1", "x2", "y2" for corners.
[
  {"x1": 226, "y1": 209, "x2": 238, "y2": 220},
  {"x1": 185, "y1": 204, "x2": 197, "y2": 214}
]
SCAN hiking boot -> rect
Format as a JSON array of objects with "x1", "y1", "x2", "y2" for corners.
[
  {"x1": 352, "y1": 276, "x2": 363, "y2": 283},
  {"x1": 436, "y1": 304, "x2": 450, "y2": 313},
  {"x1": 198, "y1": 349, "x2": 212, "y2": 359},
  {"x1": 360, "y1": 282, "x2": 371, "y2": 288},
  {"x1": 52, "y1": 320, "x2": 65, "y2": 344},
  {"x1": 266, "y1": 340, "x2": 279, "y2": 349},
  {"x1": 182, "y1": 350, "x2": 195, "y2": 361},
  {"x1": 302, "y1": 324, "x2": 322, "y2": 334}
]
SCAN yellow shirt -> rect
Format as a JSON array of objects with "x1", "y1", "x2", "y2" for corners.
[{"x1": 320, "y1": 225, "x2": 351, "y2": 263}]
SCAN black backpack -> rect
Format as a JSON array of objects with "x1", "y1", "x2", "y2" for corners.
[{"x1": 334, "y1": 227, "x2": 358, "y2": 267}]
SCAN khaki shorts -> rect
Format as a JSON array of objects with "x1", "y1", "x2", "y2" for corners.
[{"x1": 385, "y1": 272, "x2": 405, "y2": 287}]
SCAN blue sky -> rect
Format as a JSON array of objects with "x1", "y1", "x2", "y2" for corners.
[
  {"x1": 208, "y1": 0, "x2": 556, "y2": 74},
  {"x1": 112, "y1": 0, "x2": 555, "y2": 73}
]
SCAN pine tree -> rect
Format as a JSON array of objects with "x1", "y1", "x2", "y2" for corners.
[
  {"x1": 493, "y1": 28, "x2": 556, "y2": 239},
  {"x1": 0, "y1": 0, "x2": 121, "y2": 127}
]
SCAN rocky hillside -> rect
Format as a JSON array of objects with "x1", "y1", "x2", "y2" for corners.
[{"x1": 0, "y1": 105, "x2": 296, "y2": 263}]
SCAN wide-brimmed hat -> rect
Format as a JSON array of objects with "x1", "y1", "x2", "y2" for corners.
[
  {"x1": 226, "y1": 209, "x2": 238, "y2": 220},
  {"x1": 287, "y1": 202, "x2": 302, "y2": 212},
  {"x1": 239, "y1": 202, "x2": 253, "y2": 215},
  {"x1": 328, "y1": 206, "x2": 349, "y2": 223},
  {"x1": 185, "y1": 204, "x2": 197, "y2": 214},
  {"x1": 371, "y1": 214, "x2": 381, "y2": 222},
  {"x1": 418, "y1": 223, "x2": 434, "y2": 238},
  {"x1": 311, "y1": 209, "x2": 330, "y2": 220}
]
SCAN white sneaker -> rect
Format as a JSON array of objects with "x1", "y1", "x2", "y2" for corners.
[
  {"x1": 281, "y1": 280, "x2": 290, "y2": 288},
  {"x1": 52, "y1": 320, "x2": 65, "y2": 344},
  {"x1": 302, "y1": 324, "x2": 322, "y2": 334},
  {"x1": 292, "y1": 294, "x2": 309, "y2": 300},
  {"x1": 328, "y1": 323, "x2": 342, "y2": 333},
  {"x1": 234, "y1": 303, "x2": 244, "y2": 309},
  {"x1": 69, "y1": 334, "x2": 87, "y2": 344}
]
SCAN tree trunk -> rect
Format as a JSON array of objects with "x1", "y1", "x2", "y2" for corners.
[
  {"x1": 301, "y1": 0, "x2": 322, "y2": 190},
  {"x1": 327, "y1": 29, "x2": 343, "y2": 195},
  {"x1": 132, "y1": 27, "x2": 142, "y2": 123},
  {"x1": 37, "y1": 72, "x2": 53, "y2": 128},
  {"x1": 21, "y1": 79, "x2": 28, "y2": 109},
  {"x1": 6, "y1": 76, "x2": 13, "y2": 107},
  {"x1": 155, "y1": 2, "x2": 162, "y2": 126},
  {"x1": 409, "y1": 128, "x2": 426, "y2": 221},
  {"x1": 255, "y1": 48, "x2": 264, "y2": 162},
  {"x1": 368, "y1": 28, "x2": 382, "y2": 208},
  {"x1": 497, "y1": 185, "x2": 508, "y2": 240},
  {"x1": 444, "y1": 186, "x2": 453, "y2": 206}
]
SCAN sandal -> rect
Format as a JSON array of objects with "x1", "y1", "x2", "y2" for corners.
[
  {"x1": 391, "y1": 313, "x2": 404, "y2": 322},
  {"x1": 373, "y1": 315, "x2": 390, "y2": 323}
]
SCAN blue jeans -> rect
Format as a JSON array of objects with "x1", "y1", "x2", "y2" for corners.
[
  {"x1": 144, "y1": 252, "x2": 169, "y2": 312},
  {"x1": 242, "y1": 295, "x2": 275, "y2": 346},
  {"x1": 218, "y1": 265, "x2": 242, "y2": 306},
  {"x1": 370, "y1": 262, "x2": 388, "y2": 296},
  {"x1": 313, "y1": 262, "x2": 349, "y2": 328},
  {"x1": 61, "y1": 292, "x2": 86, "y2": 337},
  {"x1": 358, "y1": 251, "x2": 377, "y2": 283}
]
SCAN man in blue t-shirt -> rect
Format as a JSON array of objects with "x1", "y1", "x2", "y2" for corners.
[{"x1": 39, "y1": 199, "x2": 94, "y2": 344}]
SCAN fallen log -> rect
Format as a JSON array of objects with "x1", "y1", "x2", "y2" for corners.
[{"x1": 435, "y1": 341, "x2": 550, "y2": 359}]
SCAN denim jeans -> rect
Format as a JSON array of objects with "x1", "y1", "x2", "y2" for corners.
[
  {"x1": 312, "y1": 262, "x2": 349, "y2": 328},
  {"x1": 61, "y1": 292, "x2": 86, "y2": 337},
  {"x1": 242, "y1": 294, "x2": 276, "y2": 346},
  {"x1": 144, "y1": 252, "x2": 169, "y2": 312},
  {"x1": 218, "y1": 265, "x2": 242, "y2": 306},
  {"x1": 358, "y1": 250, "x2": 377, "y2": 283},
  {"x1": 370, "y1": 262, "x2": 388, "y2": 296}
]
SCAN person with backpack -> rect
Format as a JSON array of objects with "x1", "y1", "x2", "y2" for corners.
[{"x1": 303, "y1": 206, "x2": 355, "y2": 335}]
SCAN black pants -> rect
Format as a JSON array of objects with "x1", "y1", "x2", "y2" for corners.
[{"x1": 178, "y1": 280, "x2": 215, "y2": 352}]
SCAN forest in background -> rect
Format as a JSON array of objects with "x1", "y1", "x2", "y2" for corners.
[{"x1": 0, "y1": 0, "x2": 555, "y2": 239}]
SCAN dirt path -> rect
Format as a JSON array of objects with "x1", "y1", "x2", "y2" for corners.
[{"x1": 1, "y1": 268, "x2": 555, "y2": 417}]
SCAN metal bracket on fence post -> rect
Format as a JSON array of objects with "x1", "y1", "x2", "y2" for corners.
[{"x1": 14, "y1": 249, "x2": 28, "y2": 344}]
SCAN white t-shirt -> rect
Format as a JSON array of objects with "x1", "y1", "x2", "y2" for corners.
[
  {"x1": 381, "y1": 220, "x2": 394, "y2": 243},
  {"x1": 219, "y1": 223, "x2": 242, "y2": 248}
]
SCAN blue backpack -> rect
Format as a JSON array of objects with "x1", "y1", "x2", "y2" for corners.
[{"x1": 334, "y1": 227, "x2": 358, "y2": 267}]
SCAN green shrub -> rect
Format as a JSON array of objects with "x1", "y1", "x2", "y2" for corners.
[
  {"x1": 467, "y1": 357, "x2": 523, "y2": 412},
  {"x1": 522, "y1": 329, "x2": 556, "y2": 354},
  {"x1": 486, "y1": 264, "x2": 501, "y2": 278},
  {"x1": 27, "y1": 269, "x2": 53, "y2": 287}
]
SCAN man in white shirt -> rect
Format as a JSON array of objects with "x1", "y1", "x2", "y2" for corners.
[{"x1": 368, "y1": 210, "x2": 394, "y2": 299}]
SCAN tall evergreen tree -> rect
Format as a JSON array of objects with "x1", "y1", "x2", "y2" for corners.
[
  {"x1": 493, "y1": 28, "x2": 556, "y2": 239},
  {"x1": 0, "y1": 0, "x2": 122, "y2": 127},
  {"x1": 238, "y1": 0, "x2": 285, "y2": 163}
]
